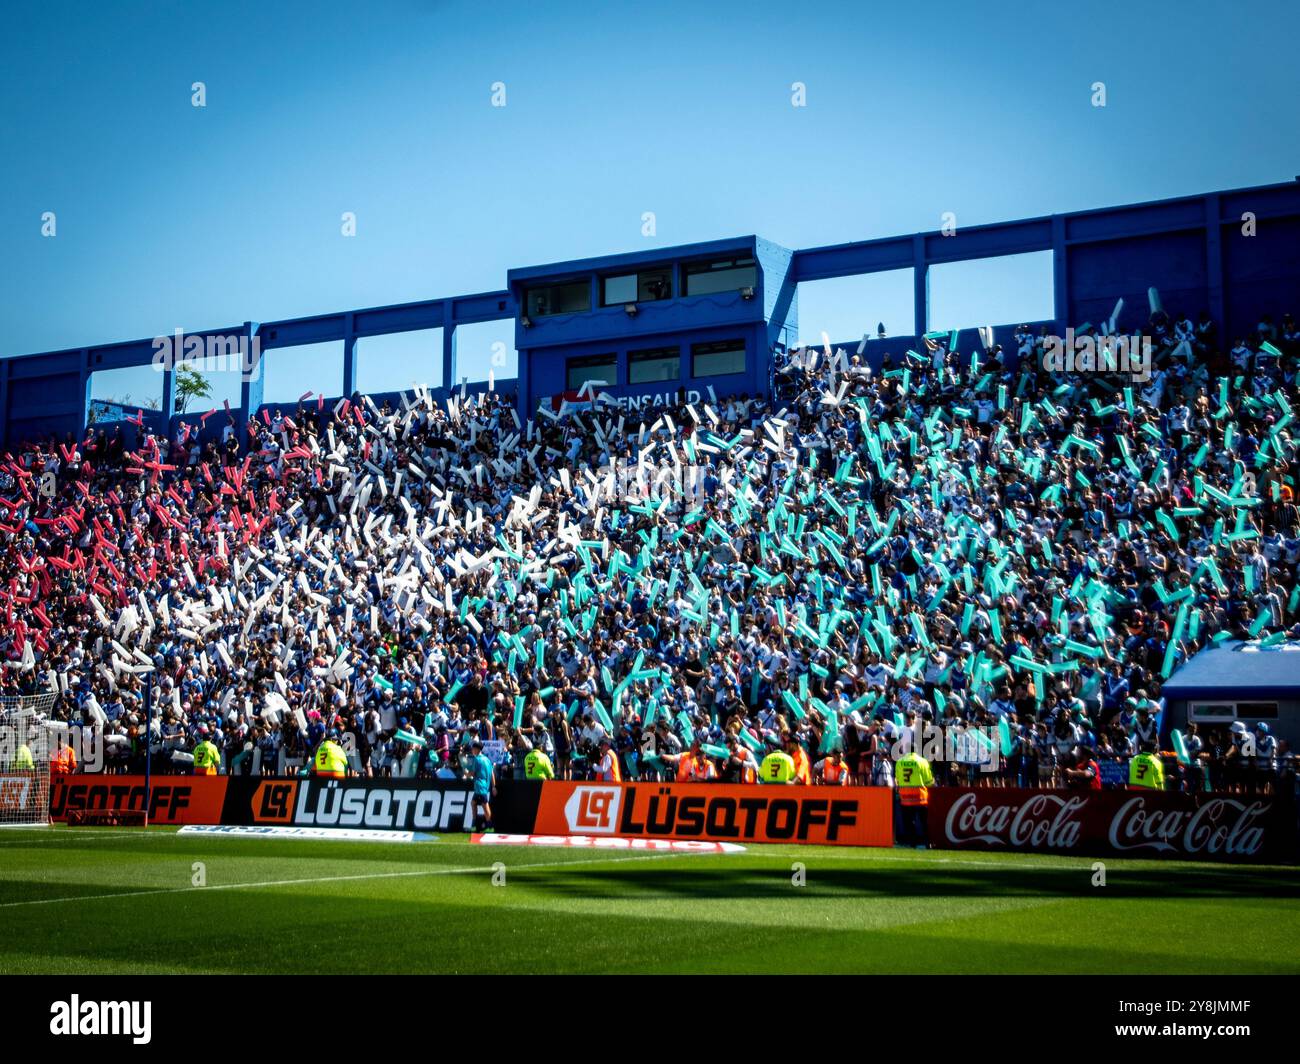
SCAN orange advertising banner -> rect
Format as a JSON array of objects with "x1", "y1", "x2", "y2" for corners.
[
  {"x1": 48, "y1": 774, "x2": 229, "y2": 825},
  {"x1": 533, "y1": 781, "x2": 893, "y2": 847}
]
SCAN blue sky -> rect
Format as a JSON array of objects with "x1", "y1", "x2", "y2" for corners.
[{"x1": 2, "y1": 0, "x2": 1296, "y2": 409}]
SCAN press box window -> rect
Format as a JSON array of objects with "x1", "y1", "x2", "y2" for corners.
[
  {"x1": 566, "y1": 354, "x2": 617, "y2": 392},
  {"x1": 602, "y1": 268, "x2": 672, "y2": 306},
  {"x1": 628, "y1": 346, "x2": 680, "y2": 384},
  {"x1": 527, "y1": 281, "x2": 591, "y2": 317},
  {"x1": 1189, "y1": 701, "x2": 1279, "y2": 723},
  {"x1": 683, "y1": 257, "x2": 757, "y2": 297},
  {"x1": 691, "y1": 340, "x2": 745, "y2": 378}
]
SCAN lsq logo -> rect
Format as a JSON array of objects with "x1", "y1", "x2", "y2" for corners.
[{"x1": 564, "y1": 786, "x2": 620, "y2": 834}]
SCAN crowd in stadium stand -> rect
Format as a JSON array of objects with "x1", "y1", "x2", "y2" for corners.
[{"x1": 1, "y1": 301, "x2": 1297, "y2": 799}]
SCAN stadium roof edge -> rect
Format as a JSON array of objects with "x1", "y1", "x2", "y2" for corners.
[
  {"x1": 1162, "y1": 639, "x2": 1300, "y2": 699},
  {"x1": 506, "y1": 235, "x2": 763, "y2": 284},
  {"x1": 792, "y1": 177, "x2": 1300, "y2": 261}
]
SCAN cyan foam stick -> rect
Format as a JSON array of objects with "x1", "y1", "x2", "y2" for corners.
[
  {"x1": 1249, "y1": 609, "x2": 1271, "y2": 638},
  {"x1": 782, "y1": 689, "x2": 806, "y2": 720},
  {"x1": 512, "y1": 697, "x2": 525, "y2": 729},
  {"x1": 1171, "y1": 729, "x2": 1191, "y2": 766},
  {"x1": 443, "y1": 678, "x2": 464, "y2": 705},
  {"x1": 998, "y1": 718, "x2": 1013, "y2": 757},
  {"x1": 961, "y1": 726, "x2": 994, "y2": 761},
  {"x1": 395, "y1": 729, "x2": 427, "y2": 748},
  {"x1": 820, "y1": 713, "x2": 841, "y2": 753},
  {"x1": 1063, "y1": 639, "x2": 1102, "y2": 659},
  {"x1": 909, "y1": 614, "x2": 931, "y2": 648}
]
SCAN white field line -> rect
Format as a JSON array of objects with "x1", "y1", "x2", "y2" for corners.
[{"x1": 0, "y1": 850, "x2": 689, "y2": 910}]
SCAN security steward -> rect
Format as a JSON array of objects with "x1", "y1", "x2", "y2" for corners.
[
  {"x1": 759, "y1": 746, "x2": 796, "y2": 784},
  {"x1": 1128, "y1": 741, "x2": 1166, "y2": 791},
  {"x1": 192, "y1": 731, "x2": 222, "y2": 776},
  {"x1": 313, "y1": 729, "x2": 351, "y2": 779},
  {"x1": 524, "y1": 743, "x2": 555, "y2": 780},
  {"x1": 785, "y1": 731, "x2": 813, "y2": 785},
  {"x1": 895, "y1": 749, "x2": 934, "y2": 847}
]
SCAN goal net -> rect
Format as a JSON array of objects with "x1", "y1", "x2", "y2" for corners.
[{"x1": 0, "y1": 691, "x2": 58, "y2": 828}]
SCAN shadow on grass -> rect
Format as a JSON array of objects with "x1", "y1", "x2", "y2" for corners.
[{"x1": 510, "y1": 862, "x2": 1300, "y2": 900}]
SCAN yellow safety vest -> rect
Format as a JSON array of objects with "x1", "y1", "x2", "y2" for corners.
[
  {"x1": 896, "y1": 754, "x2": 934, "y2": 804},
  {"x1": 759, "y1": 751, "x2": 795, "y2": 784},
  {"x1": 14, "y1": 744, "x2": 34, "y2": 770},
  {"x1": 192, "y1": 740, "x2": 220, "y2": 774},
  {"x1": 524, "y1": 749, "x2": 554, "y2": 780},
  {"x1": 314, "y1": 741, "x2": 349, "y2": 777},
  {"x1": 1129, "y1": 753, "x2": 1165, "y2": 790}
]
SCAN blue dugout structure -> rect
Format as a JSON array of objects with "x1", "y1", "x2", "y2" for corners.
[{"x1": 3, "y1": 178, "x2": 1298, "y2": 448}]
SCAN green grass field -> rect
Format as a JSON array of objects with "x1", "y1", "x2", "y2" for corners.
[{"x1": 2, "y1": 826, "x2": 1298, "y2": 974}]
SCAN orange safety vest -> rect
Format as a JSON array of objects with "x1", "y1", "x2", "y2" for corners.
[
  {"x1": 791, "y1": 747, "x2": 812, "y2": 785},
  {"x1": 822, "y1": 759, "x2": 848, "y2": 785},
  {"x1": 678, "y1": 753, "x2": 713, "y2": 782},
  {"x1": 52, "y1": 744, "x2": 77, "y2": 775},
  {"x1": 898, "y1": 786, "x2": 928, "y2": 806},
  {"x1": 598, "y1": 749, "x2": 622, "y2": 782}
]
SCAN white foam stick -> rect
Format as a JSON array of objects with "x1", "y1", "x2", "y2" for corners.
[
  {"x1": 1107, "y1": 298, "x2": 1124, "y2": 335},
  {"x1": 1148, "y1": 287, "x2": 1162, "y2": 316}
]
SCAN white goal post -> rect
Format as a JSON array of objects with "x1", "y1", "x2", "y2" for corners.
[{"x1": 0, "y1": 691, "x2": 59, "y2": 828}]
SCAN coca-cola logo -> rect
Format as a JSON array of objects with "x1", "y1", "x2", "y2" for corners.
[
  {"x1": 943, "y1": 791, "x2": 1087, "y2": 850},
  {"x1": 1108, "y1": 797, "x2": 1269, "y2": 857}
]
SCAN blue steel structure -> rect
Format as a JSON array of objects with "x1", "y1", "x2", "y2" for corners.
[{"x1": 3, "y1": 178, "x2": 1297, "y2": 448}]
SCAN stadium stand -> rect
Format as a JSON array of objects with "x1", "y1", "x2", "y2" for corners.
[{"x1": 1, "y1": 302, "x2": 1297, "y2": 798}]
